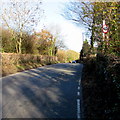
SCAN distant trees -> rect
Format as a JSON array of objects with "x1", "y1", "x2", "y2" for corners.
[
  {"x1": 66, "y1": 50, "x2": 79, "y2": 62},
  {"x1": 81, "y1": 40, "x2": 91, "y2": 57},
  {"x1": 56, "y1": 49, "x2": 79, "y2": 63},
  {"x1": 80, "y1": 39, "x2": 98, "y2": 60}
]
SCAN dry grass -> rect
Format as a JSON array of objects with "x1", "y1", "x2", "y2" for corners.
[{"x1": 1, "y1": 53, "x2": 58, "y2": 77}]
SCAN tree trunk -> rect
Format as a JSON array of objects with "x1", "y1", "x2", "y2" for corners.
[{"x1": 17, "y1": 32, "x2": 22, "y2": 54}]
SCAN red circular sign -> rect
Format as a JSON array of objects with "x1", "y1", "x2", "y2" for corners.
[{"x1": 102, "y1": 24, "x2": 108, "y2": 33}]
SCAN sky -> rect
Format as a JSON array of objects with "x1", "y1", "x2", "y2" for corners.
[{"x1": 36, "y1": 0, "x2": 86, "y2": 52}]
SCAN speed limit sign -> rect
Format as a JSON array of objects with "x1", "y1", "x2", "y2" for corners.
[{"x1": 102, "y1": 24, "x2": 108, "y2": 33}]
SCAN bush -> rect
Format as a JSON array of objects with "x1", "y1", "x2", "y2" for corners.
[{"x1": 82, "y1": 53, "x2": 120, "y2": 119}]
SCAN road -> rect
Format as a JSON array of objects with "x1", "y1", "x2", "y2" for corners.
[{"x1": 2, "y1": 63, "x2": 83, "y2": 119}]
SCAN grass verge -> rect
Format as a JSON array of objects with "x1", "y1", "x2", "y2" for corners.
[{"x1": 1, "y1": 53, "x2": 58, "y2": 77}]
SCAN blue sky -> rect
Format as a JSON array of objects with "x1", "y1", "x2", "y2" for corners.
[{"x1": 36, "y1": 0, "x2": 86, "y2": 52}]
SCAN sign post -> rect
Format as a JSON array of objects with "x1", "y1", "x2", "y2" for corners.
[
  {"x1": 102, "y1": 24, "x2": 108, "y2": 34},
  {"x1": 102, "y1": 20, "x2": 109, "y2": 51}
]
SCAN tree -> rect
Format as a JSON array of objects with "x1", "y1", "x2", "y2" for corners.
[
  {"x1": 66, "y1": 50, "x2": 79, "y2": 62},
  {"x1": 46, "y1": 25, "x2": 67, "y2": 50},
  {"x1": 56, "y1": 49, "x2": 79, "y2": 63},
  {"x1": 2, "y1": 0, "x2": 43, "y2": 53},
  {"x1": 82, "y1": 40, "x2": 91, "y2": 57},
  {"x1": 63, "y1": 1, "x2": 120, "y2": 55},
  {"x1": 56, "y1": 50, "x2": 67, "y2": 63},
  {"x1": 2, "y1": 28, "x2": 16, "y2": 53},
  {"x1": 35, "y1": 29, "x2": 56, "y2": 56},
  {"x1": 63, "y1": 2, "x2": 95, "y2": 48},
  {"x1": 91, "y1": 2, "x2": 120, "y2": 54},
  {"x1": 21, "y1": 33, "x2": 39, "y2": 54},
  {"x1": 1, "y1": 27, "x2": 39, "y2": 54}
]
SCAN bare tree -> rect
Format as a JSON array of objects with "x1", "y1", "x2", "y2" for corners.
[
  {"x1": 62, "y1": 1, "x2": 97, "y2": 49},
  {"x1": 46, "y1": 25, "x2": 67, "y2": 50},
  {"x1": 63, "y1": 1, "x2": 120, "y2": 54},
  {"x1": 63, "y1": 1, "x2": 94, "y2": 28},
  {"x1": 2, "y1": 0, "x2": 44, "y2": 53}
]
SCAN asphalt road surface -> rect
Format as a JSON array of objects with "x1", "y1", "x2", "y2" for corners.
[{"x1": 2, "y1": 63, "x2": 83, "y2": 119}]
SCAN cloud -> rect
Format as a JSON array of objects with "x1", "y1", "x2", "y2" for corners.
[
  {"x1": 59, "y1": 20, "x2": 83, "y2": 52},
  {"x1": 43, "y1": 0, "x2": 70, "y2": 3}
]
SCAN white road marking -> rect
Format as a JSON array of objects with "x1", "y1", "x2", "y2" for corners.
[
  {"x1": 78, "y1": 86, "x2": 80, "y2": 90},
  {"x1": 77, "y1": 99, "x2": 80, "y2": 119},
  {"x1": 78, "y1": 79, "x2": 81, "y2": 86},
  {"x1": 77, "y1": 65, "x2": 83, "y2": 119},
  {"x1": 77, "y1": 92, "x2": 80, "y2": 96}
]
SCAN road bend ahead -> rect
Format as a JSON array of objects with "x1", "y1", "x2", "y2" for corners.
[{"x1": 2, "y1": 63, "x2": 83, "y2": 119}]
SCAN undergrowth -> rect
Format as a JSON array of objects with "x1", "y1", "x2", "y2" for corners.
[{"x1": 81, "y1": 54, "x2": 120, "y2": 120}]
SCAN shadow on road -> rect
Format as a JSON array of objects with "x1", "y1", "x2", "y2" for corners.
[{"x1": 2, "y1": 63, "x2": 82, "y2": 118}]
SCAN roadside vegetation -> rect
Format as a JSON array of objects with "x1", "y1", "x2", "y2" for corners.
[
  {"x1": 81, "y1": 54, "x2": 120, "y2": 119},
  {"x1": 1, "y1": 27, "x2": 79, "y2": 77},
  {"x1": 64, "y1": 1, "x2": 120, "y2": 119},
  {"x1": 1, "y1": 0, "x2": 79, "y2": 77},
  {"x1": 57, "y1": 49, "x2": 79, "y2": 63},
  {"x1": 1, "y1": 53, "x2": 58, "y2": 77},
  {"x1": 1, "y1": 49, "x2": 79, "y2": 77}
]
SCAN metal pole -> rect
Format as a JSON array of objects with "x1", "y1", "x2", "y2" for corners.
[
  {"x1": 103, "y1": 20, "x2": 106, "y2": 52},
  {"x1": 103, "y1": 20, "x2": 105, "y2": 42}
]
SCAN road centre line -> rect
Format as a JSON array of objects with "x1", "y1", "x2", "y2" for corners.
[
  {"x1": 77, "y1": 92, "x2": 80, "y2": 96},
  {"x1": 78, "y1": 86, "x2": 80, "y2": 90},
  {"x1": 78, "y1": 80, "x2": 81, "y2": 86},
  {"x1": 77, "y1": 77, "x2": 82, "y2": 119}
]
